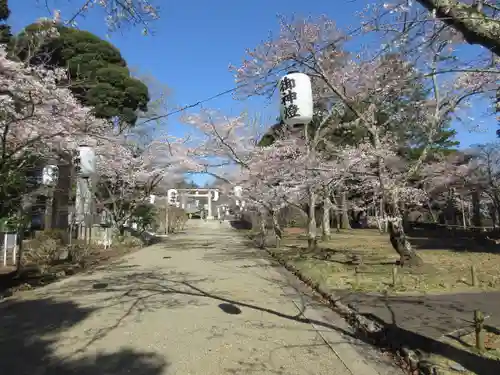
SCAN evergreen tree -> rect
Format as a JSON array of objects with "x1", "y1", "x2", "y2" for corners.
[
  {"x1": 10, "y1": 22, "x2": 149, "y2": 130},
  {"x1": 0, "y1": 0, "x2": 12, "y2": 44}
]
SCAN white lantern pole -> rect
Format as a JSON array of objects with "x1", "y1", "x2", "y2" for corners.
[
  {"x1": 75, "y1": 145, "x2": 97, "y2": 243},
  {"x1": 165, "y1": 189, "x2": 178, "y2": 235},
  {"x1": 279, "y1": 71, "x2": 315, "y2": 246}
]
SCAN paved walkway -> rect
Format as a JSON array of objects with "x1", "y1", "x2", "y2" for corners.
[{"x1": 0, "y1": 221, "x2": 401, "y2": 375}]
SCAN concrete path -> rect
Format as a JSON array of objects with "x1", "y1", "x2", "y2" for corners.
[{"x1": 0, "y1": 221, "x2": 401, "y2": 375}]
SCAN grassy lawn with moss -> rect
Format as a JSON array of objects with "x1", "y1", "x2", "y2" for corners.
[{"x1": 275, "y1": 228, "x2": 500, "y2": 295}]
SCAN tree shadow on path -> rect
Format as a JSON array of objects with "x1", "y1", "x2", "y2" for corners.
[
  {"x1": 0, "y1": 297, "x2": 169, "y2": 375},
  {"x1": 362, "y1": 312, "x2": 500, "y2": 375},
  {"x1": 51, "y1": 270, "x2": 359, "y2": 342}
]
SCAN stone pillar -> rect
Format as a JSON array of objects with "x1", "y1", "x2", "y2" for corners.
[{"x1": 51, "y1": 162, "x2": 71, "y2": 242}]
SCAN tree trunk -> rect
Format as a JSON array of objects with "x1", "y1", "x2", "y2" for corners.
[
  {"x1": 416, "y1": 0, "x2": 500, "y2": 56},
  {"x1": 388, "y1": 217, "x2": 424, "y2": 267},
  {"x1": 374, "y1": 199, "x2": 385, "y2": 233},
  {"x1": 445, "y1": 188, "x2": 456, "y2": 226},
  {"x1": 307, "y1": 188, "x2": 317, "y2": 250},
  {"x1": 427, "y1": 199, "x2": 438, "y2": 223},
  {"x1": 271, "y1": 210, "x2": 283, "y2": 249},
  {"x1": 15, "y1": 195, "x2": 32, "y2": 276},
  {"x1": 459, "y1": 195, "x2": 467, "y2": 229},
  {"x1": 15, "y1": 229, "x2": 25, "y2": 277},
  {"x1": 493, "y1": 196, "x2": 500, "y2": 229},
  {"x1": 340, "y1": 191, "x2": 351, "y2": 229},
  {"x1": 489, "y1": 204, "x2": 497, "y2": 228},
  {"x1": 258, "y1": 210, "x2": 267, "y2": 249},
  {"x1": 472, "y1": 189, "x2": 482, "y2": 228},
  {"x1": 331, "y1": 194, "x2": 340, "y2": 232},
  {"x1": 322, "y1": 194, "x2": 331, "y2": 241},
  {"x1": 491, "y1": 196, "x2": 500, "y2": 228}
]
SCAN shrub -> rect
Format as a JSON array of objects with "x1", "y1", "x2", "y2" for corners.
[
  {"x1": 23, "y1": 229, "x2": 66, "y2": 271},
  {"x1": 168, "y1": 206, "x2": 188, "y2": 233},
  {"x1": 67, "y1": 240, "x2": 97, "y2": 267},
  {"x1": 277, "y1": 206, "x2": 307, "y2": 228},
  {"x1": 131, "y1": 203, "x2": 158, "y2": 232},
  {"x1": 112, "y1": 233, "x2": 144, "y2": 248},
  {"x1": 23, "y1": 230, "x2": 100, "y2": 272},
  {"x1": 35, "y1": 229, "x2": 67, "y2": 243},
  {"x1": 155, "y1": 206, "x2": 188, "y2": 233}
]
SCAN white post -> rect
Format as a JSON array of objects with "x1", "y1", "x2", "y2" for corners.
[
  {"x1": 207, "y1": 193, "x2": 213, "y2": 219},
  {"x1": 75, "y1": 178, "x2": 85, "y2": 240},
  {"x1": 2, "y1": 234, "x2": 7, "y2": 267},
  {"x1": 165, "y1": 197, "x2": 169, "y2": 235},
  {"x1": 12, "y1": 233, "x2": 17, "y2": 265}
]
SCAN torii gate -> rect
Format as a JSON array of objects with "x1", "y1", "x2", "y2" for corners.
[{"x1": 167, "y1": 188, "x2": 220, "y2": 219}]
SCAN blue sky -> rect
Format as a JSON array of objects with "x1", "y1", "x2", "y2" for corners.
[{"x1": 9, "y1": 1, "x2": 498, "y2": 185}]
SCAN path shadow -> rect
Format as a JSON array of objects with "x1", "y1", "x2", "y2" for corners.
[
  {"x1": 407, "y1": 227, "x2": 500, "y2": 254},
  {"x1": 122, "y1": 227, "x2": 164, "y2": 246},
  {"x1": 410, "y1": 235, "x2": 500, "y2": 253},
  {"x1": 0, "y1": 298, "x2": 169, "y2": 375},
  {"x1": 338, "y1": 291, "x2": 500, "y2": 374},
  {"x1": 364, "y1": 313, "x2": 500, "y2": 375},
  {"x1": 229, "y1": 220, "x2": 252, "y2": 230},
  {"x1": 202, "y1": 241, "x2": 274, "y2": 263},
  {"x1": 49, "y1": 269, "x2": 357, "y2": 343}
]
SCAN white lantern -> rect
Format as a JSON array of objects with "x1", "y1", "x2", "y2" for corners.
[
  {"x1": 212, "y1": 190, "x2": 219, "y2": 202},
  {"x1": 78, "y1": 145, "x2": 96, "y2": 178},
  {"x1": 195, "y1": 199, "x2": 199, "y2": 207},
  {"x1": 234, "y1": 186, "x2": 242, "y2": 198},
  {"x1": 278, "y1": 72, "x2": 313, "y2": 127},
  {"x1": 42, "y1": 165, "x2": 58, "y2": 186},
  {"x1": 167, "y1": 189, "x2": 178, "y2": 204},
  {"x1": 149, "y1": 195, "x2": 156, "y2": 204}
]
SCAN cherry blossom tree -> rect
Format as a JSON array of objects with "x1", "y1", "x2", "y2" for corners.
[
  {"x1": 181, "y1": 107, "x2": 359, "y2": 249},
  {"x1": 93, "y1": 133, "x2": 190, "y2": 233},
  {"x1": 361, "y1": 1, "x2": 498, "y2": 118},
  {"x1": 180, "y1": 109, "x2": 296, "y2": 245},
  {"x1": 181, "y1": 109, "x2": 264, "y2": 175},
  {"x1": 38, "y1": 0, "x2": 160, "y2": 34},
  {"x1": 0, "y1": 43, "x2": 112, "y2": 220},
  {"x1": 463, "y1": 142, "x2": 500, "y2": 226},
  {"x1": 0, "y1": 36, "x2": 176, "y2": 233},
  {"x1": 229, "y1": 15, "x2": 497, "y2": 265},
  {"x1": 0, "y1": 38, "x2": 142, "y2": 269},
  {"x1": 414, "y1": 0, "x2": 500, "y2": 55}
]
